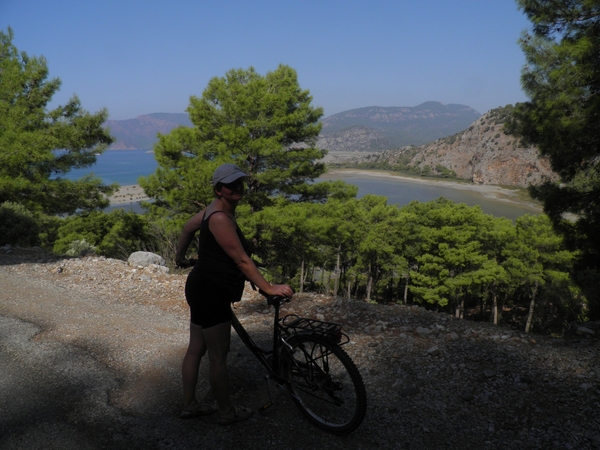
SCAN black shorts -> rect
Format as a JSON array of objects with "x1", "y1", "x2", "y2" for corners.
[{"x1": 185, "y1": 271, "x2": 244, "y2": 328}]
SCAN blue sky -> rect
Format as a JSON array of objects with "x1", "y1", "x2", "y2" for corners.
[{"x1": 1, "y1": 0, "x2": 531, "y2": 121}]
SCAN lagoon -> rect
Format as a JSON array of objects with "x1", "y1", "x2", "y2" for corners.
[
  {"x1": 63, "y1": 149, "x2": 158, "y2": 186},
  {"x1": 69, "y1": 150, "x2": 541, "y2": 220},
  {"x1": 322, "y1": 171, "x2": 541, "y2": 220}
]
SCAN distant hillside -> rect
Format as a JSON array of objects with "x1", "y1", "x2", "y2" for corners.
[
  {"x1": 332, "y1": 105, "x2": 558, "y2": 188},
  {"x1": 317, "y1": 102, "x2": 481, "y2": 151},
  {"x1": 103, "y1": 102, "x2": 479, "y2": 152},
  {"x1": 104, "y1": 113, "x2": 192, "y2": 150}
]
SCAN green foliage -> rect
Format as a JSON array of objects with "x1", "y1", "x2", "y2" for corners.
[
  {"x1": 243, "y1": 199, "x2": 321, "y2": 284},
  {"x1": 53, "y1": 210, "x2": 152, "y2": 259},
  {"x1": 488, "y1": 104, "x2": 515, "y2": 125},
  {"x1": 245, "y1": 194, "x2": 582, "y2": 333},
  {"x1": 0, "y1": 201, "x2": 40, "y2": 246},
  {"x1": 37, "y1": 214, "x2": 63, "y2": 250},
  {"x1": 506, "y1": 1, "x2": 600, "y2": 318},
  {"x1": 0, "y1": 28, "x2": 116, "y2": 215},
  {"x1": 139, "y1": 65, "x2": 327, "y2": 218},
  {"x1": 350, "y1": 196, "x2": 403, "y2": 301},
  {"x1": 435, "y1": 164, "x2": 457, "y2": 178},
  {"x1": 504, "y1": 215, "x2": 575, "y2": 332},
  {"x1": 64, "y1": 239, "x2": 97, "y2": 257}
]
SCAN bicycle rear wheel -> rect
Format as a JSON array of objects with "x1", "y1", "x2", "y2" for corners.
[{"x1": 281, "y1": 334, "x2": 367, "y2": 434}]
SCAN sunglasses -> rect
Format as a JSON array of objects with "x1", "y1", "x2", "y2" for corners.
[{"x1": 221, "y1": 179, "x2": 245, "y2": 190}]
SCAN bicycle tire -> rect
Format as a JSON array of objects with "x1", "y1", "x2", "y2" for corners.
[{"x1": 281, "y1": 334, "x2": 367, "y2": 434}]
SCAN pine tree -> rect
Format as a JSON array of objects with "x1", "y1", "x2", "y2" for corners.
[
  {"x1": 139, "y1": 65, "x2": 326, "y2": 219},
  {"x1": 506, "y1": 0, "x2": 600, "y2": 317},
  {"x1": 0, "y1": 28, "x2": 115, "y2": 214}
]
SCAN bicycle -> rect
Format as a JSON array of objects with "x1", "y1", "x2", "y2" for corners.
[{"x1": 230, "y1": 289, "x2": 367, "y2": 434}]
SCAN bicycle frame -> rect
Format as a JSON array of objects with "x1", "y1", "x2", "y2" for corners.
[
  {"x1": 230, "y1": 295, "x2": 289, "y2": 383},
  {"x1": 230, "y1": 294, "x2": 349, "y2": 384}
]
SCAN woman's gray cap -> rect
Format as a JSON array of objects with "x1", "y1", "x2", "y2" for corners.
[{"x1": 212, "y1": 164, "x2": 247, "y2": 185}]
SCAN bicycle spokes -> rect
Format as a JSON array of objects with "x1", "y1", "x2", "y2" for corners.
[{"x1": 282, "y1": 335, "x2": 366, "y2": 433}]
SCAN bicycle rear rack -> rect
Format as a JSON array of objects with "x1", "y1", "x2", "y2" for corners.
[{"x1": 280, "y1": 314, "x2": 350, "y2": 345}]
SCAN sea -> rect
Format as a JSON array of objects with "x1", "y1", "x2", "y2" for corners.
[{"x1": 62, "y1": 150, "x2": 541, "y2": 220}]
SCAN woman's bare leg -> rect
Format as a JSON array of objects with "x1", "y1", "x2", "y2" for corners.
[
  {"x1": 202, "y1": 321, "x2": 234, "y2": 414},
  {"x1": 182, "y1": 321, "x2": 207, "y2": 408}
]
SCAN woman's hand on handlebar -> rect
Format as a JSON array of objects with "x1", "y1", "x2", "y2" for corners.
[
  {"x1": 264, "y1": 284, "x2": 294, "y2": 298},
  {"x1": 176, "y1": 258, "x2": 196, "y2": 269}
]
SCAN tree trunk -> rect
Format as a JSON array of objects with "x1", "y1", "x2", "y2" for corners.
[
  {"x1": 499, "y1": 292, "x2": 507, "y2": 323},
  {"x1": 455, "y1": 295, "x2": 465, "y2": 319},
  {"x1": 403, "y1": 274, "x2": 409, "y2": 304},
  {"x1": 525, "y1": 280, "x2": 539, "y2": 333},
  {"x1": 492, "y1": 290, "x2": 498, "y2": 325},
  {"x1": 366, "y1": 265, "x2": 373, "y2": 301},
  {"x1": 333, "y1": 245, "x2": 341, "y2": 297},
  {"x1": 299, "y1": 258, "x2": 305, "y2": 293}
]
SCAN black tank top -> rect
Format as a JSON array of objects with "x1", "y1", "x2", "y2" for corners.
[{"x1": 192, "y1": 211, "x2": 250, "y2": 282}]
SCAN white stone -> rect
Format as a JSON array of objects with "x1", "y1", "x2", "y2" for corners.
[{"x1": 127, "y1": 251, "x2": 166, "y2": 267}]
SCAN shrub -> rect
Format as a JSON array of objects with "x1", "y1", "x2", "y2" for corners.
[
  {"x1": 65, "y1": 239, "x2": 97, "y2": 257},
  {"x1": 53, "y1": 210, "x2": 155, "y2": 259},
  {"x1": 0, "y1": 202, "x2": 40, "y2": 247},
  {"x1": 38, "y1": 215, "x2": 64, "y2": 250}
]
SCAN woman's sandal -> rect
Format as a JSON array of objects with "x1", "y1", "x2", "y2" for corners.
[
  {"x1": 180, "y1": 402, "x2": 217, "y2": 419},
  {"x1": 217, "y1": 405, "x2": 253, "y2": 425}
]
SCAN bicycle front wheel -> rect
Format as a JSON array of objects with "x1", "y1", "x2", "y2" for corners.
[{"x1": 281, "y1": 334, "x2": 367, "y2": 434}]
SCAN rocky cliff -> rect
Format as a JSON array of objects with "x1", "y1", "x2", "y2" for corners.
[{"x1": 335, "y1": 105, "x2": 558, "y2": 188}]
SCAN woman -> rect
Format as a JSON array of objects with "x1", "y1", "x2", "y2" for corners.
[{"x1": 175, "y1": 163, "x2": 293, "y2": 425}]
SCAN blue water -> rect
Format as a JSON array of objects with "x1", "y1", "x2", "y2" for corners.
[
  {"x1": 321, "y1": 173, "x2": 541, "y2": 220},
  {"x1": 62, "y1": 149, "x2": 158, "y2": 185},
  {"x1": 65, "y1": 151, "x2": 540, "y2": 220}
]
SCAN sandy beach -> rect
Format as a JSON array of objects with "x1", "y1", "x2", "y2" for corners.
[
  {"x1": 325, "y1": 168, "x2": 543, "y2": 210},
  {"x1": 107, "y1": 184, "x2": 150, "y2": 205}
]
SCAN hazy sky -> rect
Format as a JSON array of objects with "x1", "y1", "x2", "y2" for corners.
[{"x1": 1, "y1": 0, "x2": 532, "y2": 121}]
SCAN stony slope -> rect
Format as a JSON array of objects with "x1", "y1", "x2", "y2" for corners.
[
  {"x1": 335, "y1": 106, "x2": 558, "y2": 188},
  {"x1": 1, "y1": 246, "x2": 599, "y2": 449}
]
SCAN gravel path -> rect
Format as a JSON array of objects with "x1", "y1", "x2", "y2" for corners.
[{"x1": 1, "y1": 247, "x2": 599, "y2": 449}]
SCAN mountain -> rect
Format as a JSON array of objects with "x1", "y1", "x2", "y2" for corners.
[
  {"x1": 333, "y1": 105, "x2": 558, "y2": 188},
  {"x1": 104, "y1": 113, "x2": 192, "y2": 150},
  {"x1": 103, "y1": 102, "x2": 479, "y2": 151},
  {"x1": 317, "y1": 101, "x2": 481, "y2": 151}
]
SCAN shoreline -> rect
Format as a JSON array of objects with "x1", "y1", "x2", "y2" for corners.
[
  {"x1": 107, "y1": 184, "x2": 149, "y2": 205},
  {"x1": 107, "y1": 171, "x2": 543, "y2": 212},
  {"x1": 324, "y1": 168, "x2": 543, "y2": 211}
]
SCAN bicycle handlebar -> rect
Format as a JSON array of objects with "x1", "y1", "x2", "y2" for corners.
[
  {"x1": 175, "y1": 258, "x2": 197, "y2": 269},
  {"x1": 258, "y1": 288, "x2": 293, "y2": 306}
]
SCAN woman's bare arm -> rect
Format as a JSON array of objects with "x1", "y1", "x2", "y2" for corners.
[
  {"x1": 209, "y1": 213, "x2": 293, "y2": 297},
  {"x1": 175, "y1": 210, "x2": 205, "y2": 267}
]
